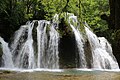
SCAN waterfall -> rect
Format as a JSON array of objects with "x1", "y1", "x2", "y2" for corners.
[
  {"x1": 0, "y1": 37, "x2": 14, "y2": 68},
  {"x1": 68, "y1": 14, "x2": 87, "y2": 68},
  {"x1": 0, "y1": 13, "x2": 119, "y2": 70},
  {"x1": 10, "y1": 21, "x2": 35, "y2": 68},
  {"x1": 8, "y1": 20, "x2": 60, "y2": 69},
  {"x1": 37, "y1": 20, "x2": 59, "y2": 69},
  {"x1": 37, "y1": 20, "x2": 49, "y2": 68},
  {"x1": 47, "y1": 23, "x2": 59, "y2": 69},
  {"x1": 85, "y1": 26, "x2": 119, "y2": 69}
]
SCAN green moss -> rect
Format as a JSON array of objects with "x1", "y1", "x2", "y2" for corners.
[
  {"x1": 58, "y1": 17, "x2": 73, "y2": 37},
  {"x1": 57, "y1": 12, "x2": 87, "y2": 39}
]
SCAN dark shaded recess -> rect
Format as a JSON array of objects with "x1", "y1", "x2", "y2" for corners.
[
  {"x1": 32, "y1": 21, "x2": 38, "y2": 42},
  {"x1": 0, "y1": 13, "x2": 26, "y2": 43},
  {"x1": 112, "y1": 0, "x2": 120, "y2": 68},
  {"x1": 0, "y1": 44, "x2": 3, "y2": 67},
  {"x1": 58, "y1": 18, "x2": 78, "y2": 68},
  {"x1": 0, "y1": 19, "x2": 12, "y2": 42},
  {"x1": 32, "y1": 21, "x2": 38, "y2": 58},
  {"x1": 112, "y1": 31, "x2": 120, "y2": 68},
  {"x1": 59, "y1": 34, "x2": 77, "y2": 69}
]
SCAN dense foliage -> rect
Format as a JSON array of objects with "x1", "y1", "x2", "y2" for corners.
[
  {"x1": 82, "y1": 0, "x2": 109, "y2": 34},
  {"x1": 0, "y1": 0, "x2": 113, "y2": 42},
  {"x1": 0, "y1": 0, "x2": 79, "y2": 41},
  {"x1": 0, "y1": 0, "x2": 109, "y2": 31}
]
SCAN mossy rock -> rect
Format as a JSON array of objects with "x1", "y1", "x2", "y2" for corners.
[{"x1": 58, "y1": 18, "x2": 73, "y2": 37}]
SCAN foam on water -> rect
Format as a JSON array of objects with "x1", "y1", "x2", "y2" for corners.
[{"x1": 0, "y1": 67, "x2": 63, "y2": 72}]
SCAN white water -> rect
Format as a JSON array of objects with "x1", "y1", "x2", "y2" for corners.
[
  {"x1": 85, "y1": 26, "x2": 119, "y2": 69},
  {"x1": 68, "y1": 14, "x2": 87, "y2": 68},
  {"x1": 0, "y1": 37, "x2": 14, "y2": 68},
  {"x1": 37, "y1": 20, "x2": 59, "y2": 69},
  {"x1": 0, "y1": 13, "x2": 119, "y2": 70},
  {"x1": 47, "y1": 23, "x2": 59, "y2": 69},
  {"x1": 6, "y1": 20, "x2": 59, "y2": 69},
  {"x1": 10, "y1": 21, "x2": 36, "y2": 68},
  {"x1": 37, "y1": 20, "x2": 49, "y2": 68}
]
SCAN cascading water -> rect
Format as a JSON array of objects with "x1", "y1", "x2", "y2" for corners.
[
  {"x1": 7, "y1": 18, "x2": 60, "y2": 69},
  {"x1": 0, "y1": 37, "x2": 14, "y2": 68},
  {"x1": 37, "y1": 20, "x2": 59, "y2": 69},
  {"x1": 85, "y1": 26, "x2": 119, "y2": 69},
  {"x1": 10, "y1": 21, "x2": 36, "y2": 69},
  {"x1": 37, "y1": 20, "x2": 49, "y2": 68},
  {"x1": 68, "y1": 13, "x2": 87, "y2": 68},
  {"x1": 0, "y1": 13, "x2": 119, "y2": 70},
  {"x1": 47, "y1": 23, "x2": 59, "y2": 69}
]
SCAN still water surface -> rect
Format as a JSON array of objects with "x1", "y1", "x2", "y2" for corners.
[{"x1": 0, "y1": 69, "x2": 120, "y2": 80}]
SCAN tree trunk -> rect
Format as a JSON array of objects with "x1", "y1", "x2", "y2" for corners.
[
  {"x1": 115, "y1": 0, "x2": 120, "y2": 29},
  {"x1": 109, "y1": 0, "x2": 115, "y2": 29},
  {"x1": 109, "y1": 0, "x2": 120, "y2": 67}
]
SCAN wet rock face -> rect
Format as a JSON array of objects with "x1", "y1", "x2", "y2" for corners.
[
  {"x1": 58, "y1": 34, "x2": 93, "y2": 69},
  {"x1": 32, "y1": 21, "x2": 38, "y2": 43},
  {"x1": 0, "y1": 43, "x2": 3, "y2": 67},
  {"x1": 59, "y1": 34, "x2": 77, "y2": 68},
  {"x1": 84, "y1": 40, "x2": 93, "y2": 68}
]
